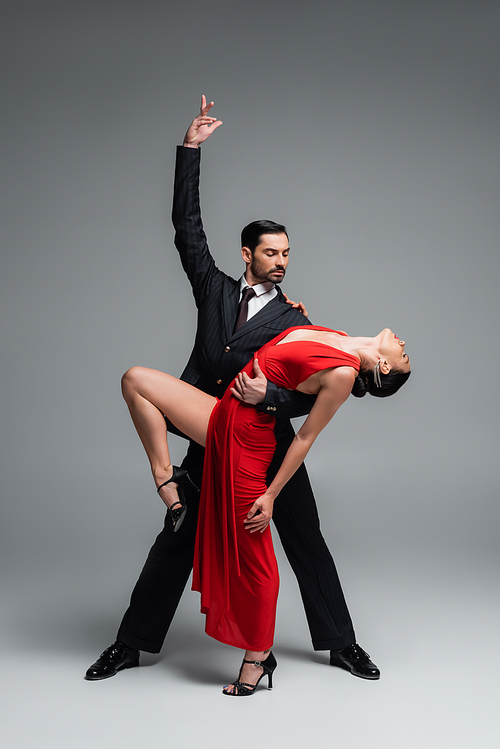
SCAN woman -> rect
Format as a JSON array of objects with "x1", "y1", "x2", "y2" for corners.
[{"x1": 121, "y1": 325, "x2": 410, "y2": 695}]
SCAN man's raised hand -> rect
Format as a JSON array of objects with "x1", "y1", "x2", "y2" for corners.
[{"x1": 183, "y1": 95, "x2": 223, "y2": 148}]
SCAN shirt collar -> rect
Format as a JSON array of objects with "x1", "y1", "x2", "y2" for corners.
[{"x1": 239, "y1": 275, "x2": 275, "y2": 298}]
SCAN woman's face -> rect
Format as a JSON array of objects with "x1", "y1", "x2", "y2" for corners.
[{"x1": 378, "y1": 328, "x2": 411, "y2": 373}]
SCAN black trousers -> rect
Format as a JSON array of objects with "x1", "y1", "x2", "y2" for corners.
[{"x1": 117, "y1": 426, "x2": 355, "y2": 653}]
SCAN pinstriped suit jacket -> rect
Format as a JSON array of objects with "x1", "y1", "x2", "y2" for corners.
[{"x1": 172, "y1": 146, "x2": 316, "y2": 419}]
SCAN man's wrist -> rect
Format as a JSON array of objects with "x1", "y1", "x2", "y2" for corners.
[
  {"x1": 182, "y1": 141, "x2": 199, "y2": 149},
  {"x1": 262, "y1": 381, "x2": 279, "y2": 407}
]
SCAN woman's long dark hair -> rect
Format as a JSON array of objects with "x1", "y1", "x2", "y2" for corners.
[{"x1": 351, "y1": 369, "x2": 411, "y2": 398}]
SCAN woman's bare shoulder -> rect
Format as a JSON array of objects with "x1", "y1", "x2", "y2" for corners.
[{"x1": 320, "y1": 366, "x2": 357, "y2": 392}]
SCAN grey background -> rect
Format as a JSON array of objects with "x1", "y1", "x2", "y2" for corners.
[{"x1": 1, "y1": 1, "x2": 499, "y2": 746}]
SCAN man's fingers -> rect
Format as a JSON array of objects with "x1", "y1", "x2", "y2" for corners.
[
  {"x1": 193, "y1": 117, "x2": 218, "y2": 131},
  {"x1": 253, "y1": 358, "x2": 263, "y2": 377},
  {"x1": 200, "y1": 95, "x2": 213, "y2": 113},
  {"x1": 233, "y1": 372, "x2": 248, "y2": 393},
  {"x1": 230, "y1": 374, "x2": 244, "y2": 397},
  {"x1": 200, "y1": 95, "x2": 217, "y2": 116}
]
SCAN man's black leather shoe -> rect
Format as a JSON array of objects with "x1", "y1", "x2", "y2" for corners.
[
  {"x1": 85, "y1": 641, "x2": 140, "y2": 681},
  {"x1": 330, "y1": 643, "x2": 380, "y2": 680}
]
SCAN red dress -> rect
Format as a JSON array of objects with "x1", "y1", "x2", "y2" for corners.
[{"x1": 192, "y1": 327, "x2": 360, "y2": 651}]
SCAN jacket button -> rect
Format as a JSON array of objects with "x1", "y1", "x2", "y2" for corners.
[
  {"x1": 224, "y1": 346, "x2": 231, "y2": 352},
  {"x1": 216, "y1": 379, "x2": 222, "y2": 385}
]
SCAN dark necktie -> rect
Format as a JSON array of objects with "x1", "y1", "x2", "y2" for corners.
[{"x1": 233, "y1": 286, "x2": 256, "y2": 332}]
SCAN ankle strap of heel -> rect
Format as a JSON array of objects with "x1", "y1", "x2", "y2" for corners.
[{"x1": 242, "y1": 658, "x2": 269, "y2": 668}]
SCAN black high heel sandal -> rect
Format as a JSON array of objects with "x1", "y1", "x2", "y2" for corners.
[
  {"x1": 222, "y1": 651, "x2": 277, "y2": 697},
  {"x1": 156, "y1": 466, "x2": 199, "y2": 533}
]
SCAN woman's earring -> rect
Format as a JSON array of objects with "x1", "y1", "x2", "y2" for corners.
[{"x1": 374, "y1": 361, "x2": 382, "y2": 388}]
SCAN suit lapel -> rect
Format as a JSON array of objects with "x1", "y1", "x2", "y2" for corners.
[
  {"x1": 229, "y1": 291, "x2": 290, "y2": 343},
  {"x1": 222, "y1": 280, "x2": 241, "y2": 341}
]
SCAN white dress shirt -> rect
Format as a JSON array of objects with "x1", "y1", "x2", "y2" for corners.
[{"x1": 238, "y1": 275, "x2": 277, "y2": 320}]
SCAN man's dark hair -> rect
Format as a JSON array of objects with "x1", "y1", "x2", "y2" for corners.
[{"x1": 241, "y1": 220, "x2": 288, "y2": 253}]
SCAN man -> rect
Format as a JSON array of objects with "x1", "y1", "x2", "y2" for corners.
[{"x1": 85, "y1": 96, "x2": 379, "y2": 682}]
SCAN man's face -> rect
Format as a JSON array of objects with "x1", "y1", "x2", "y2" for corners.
[{"x1": 241, "y1": 233, "x2": 290, "y2": 285}]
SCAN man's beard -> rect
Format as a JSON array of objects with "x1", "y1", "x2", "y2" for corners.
[{"x1": 250, "y1": 259, "x2": 286, "y2": 284}]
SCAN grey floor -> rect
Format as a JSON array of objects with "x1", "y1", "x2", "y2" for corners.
[{"x1": 3, "y1": 541, "x2": 497, "y2": 749}]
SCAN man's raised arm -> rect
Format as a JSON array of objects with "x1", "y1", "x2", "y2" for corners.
[{"x1": 171, "y1": 96, "x2": 223, "y2": 305}]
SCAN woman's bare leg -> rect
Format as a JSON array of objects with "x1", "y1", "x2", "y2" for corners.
[{"x1": 121, "y1": 366, "x2": 216, "y2": 508}]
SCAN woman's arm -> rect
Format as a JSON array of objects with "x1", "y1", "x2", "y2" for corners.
[{"x1": 244, "y1": 366, "x2": 356, "y2": 533}]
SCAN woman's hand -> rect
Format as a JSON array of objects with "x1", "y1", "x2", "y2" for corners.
[
  {"x1": 282, "y1": 293, "x2": 308, "y2": 318},
  {"x1": 183, "y1": 95, "x2": 223, "y2": 148},
  {"x1": 244, "y1": 492, "x2": 275, "y2": 533}
]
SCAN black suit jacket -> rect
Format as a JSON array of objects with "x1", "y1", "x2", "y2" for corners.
[{"x1": 172, "y1": 145, "x2": 316, "y2": 419}]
